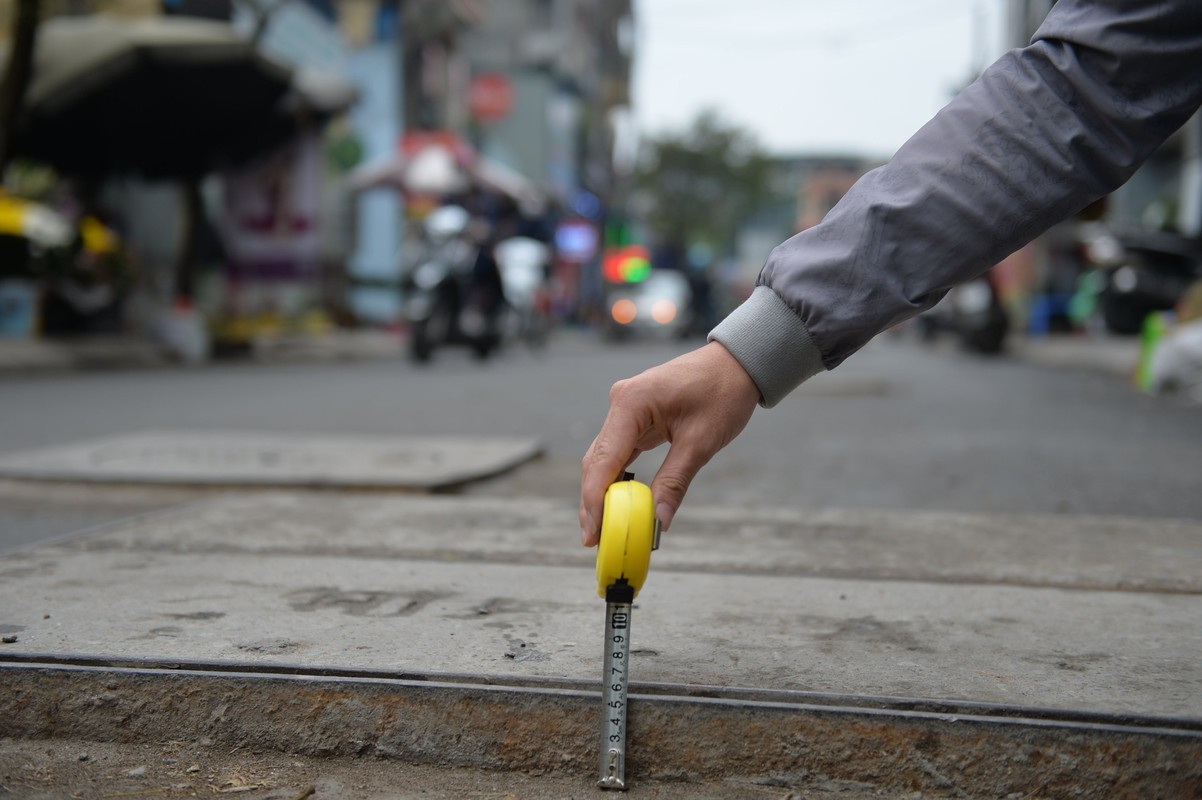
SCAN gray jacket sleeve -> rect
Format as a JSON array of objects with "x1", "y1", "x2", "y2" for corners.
[{"x1": 710, "y1": 0, "x2": 1202, "y2": 407}]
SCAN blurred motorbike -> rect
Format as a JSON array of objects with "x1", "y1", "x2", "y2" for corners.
[
  {"x1": 403, "y1": 205, "x2": 503, "y2": 362},
  {"x1": 1085, "y1": 228, "x2": 1202, "y2": 335},
  {"x1": 917, "y1": 270, "x2": 1009, "y2": 354}
]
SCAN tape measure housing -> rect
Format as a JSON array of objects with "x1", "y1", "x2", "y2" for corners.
[{"x1": 595, "y1": 479, "x2": 655, "y2": 598}]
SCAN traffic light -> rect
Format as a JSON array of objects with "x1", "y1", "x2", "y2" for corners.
[{"x1": 603, "y1": 245, "x2": 651, "y2": 283}]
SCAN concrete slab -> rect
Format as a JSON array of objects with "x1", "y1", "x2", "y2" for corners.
[
  {"x1": 1, "y1": 492, "x2": 1199, "y2": 717},
  {"x1": 3, "y1": 493, "x2": 1200, "y2": 794},
  {"x1": 0, "y1": 479, "x2": 223, "y2": 556},
  {"x1": 0, "y1": 430, "x2": 542, "y2": 490}
]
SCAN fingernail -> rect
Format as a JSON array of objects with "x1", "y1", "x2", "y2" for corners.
[
  {"x1": 656, "y1": 502, "x2": 674, "y2": 533},
  {"x1": 581, "y1": 528, "x2": 592, "y2": 547}
]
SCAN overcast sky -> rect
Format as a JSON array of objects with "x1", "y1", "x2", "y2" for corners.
[{"x1": 631, "y1": 0, "x2": 1014, "y2": 160}]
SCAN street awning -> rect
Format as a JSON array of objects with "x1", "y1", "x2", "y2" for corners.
[{"x1": 11, "y1": 15, "x2": 354, "y2": 179}]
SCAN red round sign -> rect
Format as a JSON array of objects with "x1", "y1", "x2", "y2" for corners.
[{"x1": 468, "y1": 73, "x2": 514, "y2": 123}]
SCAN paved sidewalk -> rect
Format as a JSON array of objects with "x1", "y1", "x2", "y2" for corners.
[
  {"x1": 0, "y1": 329, "x2": 1144, "y2": 380},
  {"x1": 3, "y1": 492, "x2": 1200, "y2": 796},
  {"x1": 0, "y1": 330, "x2": 403, "y2": 373},
  {"x1": 1010, "y1": 333, "x2": 1141, "y2": 379},
  {"x1": 0, "y1": 336, "x2": 167, "y2": 371}
]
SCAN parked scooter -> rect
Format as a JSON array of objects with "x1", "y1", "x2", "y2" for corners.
[
  {"x1": 403, "y1": 205, "x2": 504, "y2": 362},
  {"x1": 1088, "y1": 228, "x2": 1202, "y2": 335},
  {"x1": 917, "y1": 269, "x2": 1009, "y2": 354}
]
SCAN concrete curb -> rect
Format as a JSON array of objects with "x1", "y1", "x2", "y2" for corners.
[
  {"x1": 0, "y1": 337, "x2": 168, "y2": 372},
  {"x1": 0, "y1": 331, "x2": 402, "y2": 374},
  {"x1": 4, "y1": 658, "x2": 1200, "y2": 797}
]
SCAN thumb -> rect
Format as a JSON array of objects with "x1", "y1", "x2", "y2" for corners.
[{"x1": 650, "y1": 443, "x2": 706, "y2": 533}]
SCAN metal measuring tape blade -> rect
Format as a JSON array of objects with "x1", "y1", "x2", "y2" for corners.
[{"x1": 595, "y1": 474, "x2": 660, "y2": 790}]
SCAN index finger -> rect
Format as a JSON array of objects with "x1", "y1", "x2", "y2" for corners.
[{"x1": 579, "y1": 405, "x2": 644, "y2": 547}]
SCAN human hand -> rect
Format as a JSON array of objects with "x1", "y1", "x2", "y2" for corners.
[{"x1": 579, "y1": 341, "x2": 761, "y2": 547}]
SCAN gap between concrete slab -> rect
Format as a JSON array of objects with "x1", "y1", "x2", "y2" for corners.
[
  {"x1": 4, "y1": 659, "x2": 1200, "y2": 798},
  {"x1": 5, "y1": 652, "x2": 1202, "y2": 733}
]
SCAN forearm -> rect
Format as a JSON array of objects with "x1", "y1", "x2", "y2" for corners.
[{"x1": 713, "y1": 0, "x2": 1202, "y2": 407}]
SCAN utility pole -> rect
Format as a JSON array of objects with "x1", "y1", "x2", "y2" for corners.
[{"x1": 0, "y1": 0, "x2": 41, "y2": 176}]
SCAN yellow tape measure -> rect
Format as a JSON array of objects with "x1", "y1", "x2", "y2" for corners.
[{"x1": 595, "y1": 477, "x2": 657, "y2": 599}]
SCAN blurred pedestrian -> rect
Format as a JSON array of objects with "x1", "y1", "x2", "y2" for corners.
[{"x1": 580, "y1": 0, "x2": 1202, "y2": 546}]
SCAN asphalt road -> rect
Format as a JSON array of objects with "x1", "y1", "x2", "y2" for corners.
[{"x1": 1, "y1": 330, "x2": 1200, "y2": 553}]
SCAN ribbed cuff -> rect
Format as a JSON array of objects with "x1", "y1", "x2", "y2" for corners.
[{"x1": 708, "y1": 286, "x2": 826, "y2": 408}]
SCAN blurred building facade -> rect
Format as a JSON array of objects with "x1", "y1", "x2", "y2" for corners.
[
  {"x1": 792, "y1": 156, "x2": 876, "y2": 234},
  {"x1": 726, "y1": 155, "x2": 876, "y2": 310},
  {"x1": 338, "y1": 0, "x2": 403, "y2": 324},
  {"x1": 0, "y1": 0, "x2": 357, "y2": 355},
  {"x1": 399, "y1": 0, "x2": 633, "y2": 206},
  {"x1": 388, "y1": 0, "x2": 635, "y2": 322},
  {"x1": 0, "y1": 0, "x2": 638, "y2": 348}
]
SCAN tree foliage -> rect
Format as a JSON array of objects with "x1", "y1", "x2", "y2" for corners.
[{"x1": 634, "y1": 110, "x2": 777, "y2": 253}]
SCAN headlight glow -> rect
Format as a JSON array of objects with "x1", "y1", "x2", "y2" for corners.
[
  {"x1": 611, "y1": 298, "x2": 638, "y2": 325},
  {"x1": 651, "y1": 299, "x2": 677, "y2": 325}
]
